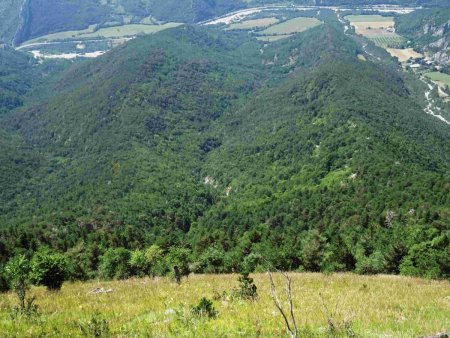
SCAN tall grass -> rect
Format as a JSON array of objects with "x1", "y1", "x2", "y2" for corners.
[{"x1": 0, "y1": 273, "x2": 448, "y2": 337}]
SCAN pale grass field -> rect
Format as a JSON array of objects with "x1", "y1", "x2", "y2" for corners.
[
  {"x1": 259, "y1": 17, "x2": 322, "y2": 36},
  {"x1": 227, "y1": 18, "x2": 279, "y2": 30},
  {"x1": 256, "y1": 34, "x2": 294, "y2": 42},
  {"x1": 0, "y1": 273, "x2": 449, "y2": 337},
  {"x1": 21, "y1": 23, "x2": 182, "y2": 46},
  {"x1": 386, "y1": 48, "x2": 423, "y2": 62},
  {"x1": 346, "y1": 15, "x2": 395, "y2": 39}
]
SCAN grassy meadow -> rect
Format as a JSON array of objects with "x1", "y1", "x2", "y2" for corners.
[
  {"x1": 20, "y1": 23, "x2": 183, "y2": 47},
  {"x1": 227, "y1": 18, "x2": 279, "y2": 30},
  {"x1": 0, "y1": 273, "x2": 448, "y2": 337},
  {"x1": 258, "y1": 17, "x2": 322, "y2": 36},
  {"x1": 425, "y1": 72, "x2": 450, "y2": 88},
  {"x1": 386, "y1": 48, "x2": 423, "y2": 62}
]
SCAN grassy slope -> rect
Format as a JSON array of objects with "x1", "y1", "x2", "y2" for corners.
[
  {"x1": 425, "y1": 72, "x2": 450, "y2": 88},
  {"x1": 258, "y1": 17, "x2": 322, "y2": 35},
  {"x1": 0, "y1": 273, "x2": 448, "y2": 337}
]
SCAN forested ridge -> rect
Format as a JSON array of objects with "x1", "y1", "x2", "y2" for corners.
[{"x1": 0, "y1": 22, "x2": 449, "y2": 287}]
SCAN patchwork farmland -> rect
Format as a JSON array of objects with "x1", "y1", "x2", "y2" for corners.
[
  {"x1": 255, "y1": 16, "x2": 322, "y2": 41},
  {"x1": 346, "y1": 15, "x2": 405, "y2": 48},
  {"x1": 226, "y1": 17, "x2": 279, "y2": 30}
]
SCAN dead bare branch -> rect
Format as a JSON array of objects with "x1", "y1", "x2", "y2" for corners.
[{"x1": 268, "y1": 271, "x2": 298, "y2": 338}]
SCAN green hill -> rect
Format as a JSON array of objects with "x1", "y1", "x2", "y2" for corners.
[
  {"x1": 396, "y1": 8, "x2": 450, "y2": 66},
  {"x1": 0, "y1": 23, "x2": 448, "y2": 279}
]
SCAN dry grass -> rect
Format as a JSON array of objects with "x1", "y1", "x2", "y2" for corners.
[
  {"x1": 346, "y1": 15, "x2": 406, "y2": 49},
  {"x1": 346, "y1": 15, "x2": 395, "y2": 37},
  {"x1": 259, "y1": 17, "x2": 322, "y2": 36},
  {"x1": 0, "y1": 273, "x2": 448, "y2": 337},
  {"x1": 386, "y1": 48, "x2": 423, "y2": 62}
]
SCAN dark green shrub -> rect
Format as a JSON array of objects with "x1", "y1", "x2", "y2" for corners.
[
  {"x1": 129, "y1": 250, "x2": 149, "y2": 277},
  {"x1": 0, "y1": 267, "x2": 9, "y2": 293},
  {"x1": 242, "y1": 252, "x2": 264, "y2": 273},
  {"x1": 191, "y1": 298, "x2": 218, "y2": 319},
  {"x1": 30, "y1": 248, "x2": 69, "y2": 291},
  {"x1": 145, "y1": 245, "x2": 165, "y2": 277},
  {"x1": 232, "y1": 273, "x2": 258, "y2": 301},
  {"x1": 99, "y1": 248, "x2": 132, "y2": 280},
  {"x1": 199, "y1": 247, "x2": 225, "y2": 273},
  {"x1": 355, "y1": 251, "x2": 386, "y2": 275},
  {"x1": 167, "y1": 247, "x2": 190, "y2": 283},
  {"x1": 400, "y1": 235, "x2": 449, "y2": 279},
  {"x1": 66, "y1": 243, "x2": 99, "y2": 281},
  {"x1": 129, "y1": 245, "x2": 165, "y2": 277},
  {"x1": 4, "y1": 255, "x2": 37, "y2": 315}
]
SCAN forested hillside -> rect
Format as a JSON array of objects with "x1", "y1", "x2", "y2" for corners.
[
  {"x1": 0, "y1": 47, "x2": 36, "y2": 115},
  {"x1": 396, "y1": 8, "x2": 450, "y2": 66},
  {"x1": 0, "y1": 22, "x2": 448, "y2": 281},
  {"x1": 0, "y1": 0, "x2": 22, "y2": 43},
  {"x1": 0, "y1": 46, "x2": 69, "y2": 115}
]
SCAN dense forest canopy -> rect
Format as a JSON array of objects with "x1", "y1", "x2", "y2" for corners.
[{"x1": 0, "y1": 19, "x2": 448, "y2": 282}]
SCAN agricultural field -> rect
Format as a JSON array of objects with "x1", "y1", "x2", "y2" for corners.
[
  {"x1": 344, "y1": 15, "x2": 394, "y2": 23},
  {"x1": 386, "y1": 48, "x2": 423, "y2": 62},
  {"x1": 255, "y1": 17, "x2": 322, "y2": 42},
  {"x1": 425, "y1": 72, "x2": 450, "y2": 89},
  {"x1": 227, "y1": 17, "x2": 279, "y2": 30},
  {"x1": 259, "y1": 17, "x2": 322, "y2": 36},
  {"x1": 19, "y1": 23, "x2": 183, "y2": 46},
  {"x1": 346, "y1": 15, "x2": 405, "y2": 48},
  {"x1": 370, "y1": 36, "x2": 405, "y2": 48},
  {"x1": 0, "y1": 273, "x2": 448, "y2": 337}
]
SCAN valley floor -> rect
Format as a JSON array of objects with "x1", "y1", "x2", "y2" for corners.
[{"x1": 0, "y1": 273, "x2": 448, "y2": 337}]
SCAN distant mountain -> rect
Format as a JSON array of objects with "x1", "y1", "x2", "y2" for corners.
[
  {"x1": 0, "y1": 23, "x2": 448, "y2": 278},
  {"x1": 396, "y1": 8, "x2": 450, "y2": 66}
]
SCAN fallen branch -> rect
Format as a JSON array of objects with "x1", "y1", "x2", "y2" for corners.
[{"x1": 87, "y1": 287, "x2": 113, "y2": 295}]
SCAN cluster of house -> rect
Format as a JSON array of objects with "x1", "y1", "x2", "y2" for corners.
[{"x1": 404, "y1": 50, "x2": 439, "y2": 71}]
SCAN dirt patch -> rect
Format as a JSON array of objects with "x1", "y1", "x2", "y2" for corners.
[{"x1": 386, "y1": 48, "x2": 423, "y2": 62}]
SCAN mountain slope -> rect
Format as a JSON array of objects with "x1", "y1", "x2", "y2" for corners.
[
  {"x1": 0, "y1": 24, "x2": 448, "y2": 277},
  {"x1": 195, "y1": 57, "x2": 449, "y2": 274},
  {"x1": 396, "y1": 8, "x2": 450, "y2": 66}
]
